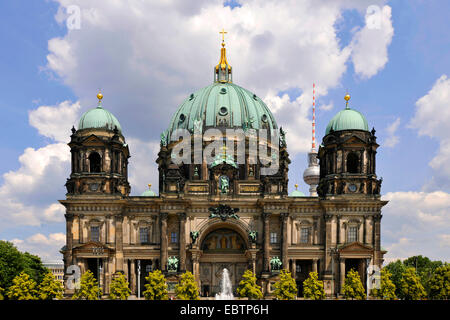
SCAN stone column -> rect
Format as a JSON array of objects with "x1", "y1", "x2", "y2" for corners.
[
  {"x1": 191, "y1": 251, "x2": 201, "y2": 287},
  {"x1": 324, "y1": 214, "x2": 333, "y2": 273},
  {"x1": 178, "y1": 213, "x2": 186, "y2": 272},
  {"x1": 373, "y1": 214, "x2": 382, "y2": 266},
  {"x1": 262, "y1": 212, "x2": 271, "y2": 272},
  {"x1": 130, "y1": 259, "x2": 136, "y2": 295},
  {"x1": 65, "y1": 213, "x2": 74, "y2": 265},
  {"x1": 160, "y1": 213, "x2": 168, "y2": 271},
  {"x1": 280, "y1": 213, "x2": 289, "y2": 269},
  {"x1": 291, "y1": 259, "x2": 296, "y2": 279},
  {"x1": 105, "y1": 215, "x2": 111, "y2": 244},
  {"x1": 363, "y1": 216, "x2": 367, "y2": 244},
  {"x1": 336, "y1": 215, "x2": 341, "y2": 245},
  {"x1": 115, "y1": 214, "x2": 124, "y2": 272},
  {"x1": 340, "y1": 258, "x2": 345, "y2": 294},
  {"x1": 78, "y1": 214, "x2": 84, "y2": 244},
  {"x1": 313, "y1": 259, "x2": 318, "y2": 273}
]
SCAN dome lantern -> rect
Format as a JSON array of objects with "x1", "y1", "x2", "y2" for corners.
[{"x1": 214, "y1": 29, "x2": 232, "y2": 83}]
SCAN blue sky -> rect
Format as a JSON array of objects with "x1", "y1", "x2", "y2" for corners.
[{"x1": 0, "y1": 0, "x2": 449, "y2": 262}]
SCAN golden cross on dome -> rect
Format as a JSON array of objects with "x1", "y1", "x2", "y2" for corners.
[{"x1": 220, "y1": 29, "x2": 227, "y2": 45}]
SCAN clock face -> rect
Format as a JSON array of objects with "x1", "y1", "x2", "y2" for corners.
[
  {"x1": 89, "y1": 183, "x2": 99, "y2": 191},
  {"x1": 348, "y1": 184, "x2": 357, "y2": 192}
]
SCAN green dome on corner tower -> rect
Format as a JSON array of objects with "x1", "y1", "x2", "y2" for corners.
[
  {"x1": 78, "y1": 91, "x2": 122, "y2": 132},
  {"x1": 325, "y1": 94, "x2": 369, "y2": 135},
  {"x1": 165, "y1": 39, "x2": 277, "y2": 140}
]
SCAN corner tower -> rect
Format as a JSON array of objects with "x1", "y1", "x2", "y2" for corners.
[
  {"x1": 65, "y1": 92, "x2": 130, "y2": 196},
  {"x1": 317, "y1": 94, "x2": 381, "y2": 197}
]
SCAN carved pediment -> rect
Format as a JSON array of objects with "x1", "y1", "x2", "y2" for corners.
[
  {"x1": 73, "y1": 241, "x2": 114, "y2": 255},
  {"x1": 338, "y1": 241, "x2": 373, "y2": 253},
  {"x1": 82, "y1": 134, "x2": 107, "y2": 146},
  {"x1": 341, "y1": 135, "x2": 367, "y2": 145}
]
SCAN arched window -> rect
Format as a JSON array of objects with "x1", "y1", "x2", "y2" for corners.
[
  {"x1": 89, "y1": 152, "x2": 102, "y2": 173},
  {"x1": 346, "y1": 152, "x2": 359, "y2": 173}
]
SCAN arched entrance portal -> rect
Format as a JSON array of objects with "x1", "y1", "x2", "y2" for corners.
[{"x1": 199, "y1": 228, "x2": 250, "y2": 297}]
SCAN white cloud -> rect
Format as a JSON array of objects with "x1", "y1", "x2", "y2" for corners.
[
  {"x1": 382, "y1": 191, "x2": 450, "y2": 262},
  {"x1": 350, "y1": 5, "x2": 394, "y2": 79},
  {"x1": 383, "y1": 117, "x2": 400, "y2": 148},
  {"x1": 29, "y1": 100, "x2": 81, "y2": 143},
  {"x1": 10, "y1": 233, "x2": 66, "y2": 262},
  {"x1": 410, "y1": 75, "x2": 450, "y2": 139},
  {"x1": 45, "y1": 0, "x2": 390, "y2": 146},
  {"x1": 0, "y1": 101, "x2": 79, "y2": 230},
  {"x1": 410, "y1": 74, "x2": 450, "y2": 189}
]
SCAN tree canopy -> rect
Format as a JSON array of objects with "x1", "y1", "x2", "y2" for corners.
[
  {"x1": 236, "y1": 270, "x2": 263, "y2": 299},
  {"x1": 143, "y1": 269, "x2": 168, "y2": 300},
  {"x1": 371, "y1": 268, "x2": 396, "y2": 300},
  {"x1": 109, "y1": 272, "x2": 131, "y2": 300},
  {"x1": 343, "y1": 269, "x2": 365, "y2": 300},
  {"x1": 175, "y1": 271, "x2": 200, "y2": 300},
  {"x1": 0, "y1": 241, "x2": 48, "y2": 290},
  {"x1": 6, "y1": 272, "x2": 39, "y2": 300},
  {"x1": 273, "y1": 269, "x2": 297, "y2": 300},
  {"x1": 38, "y1": 272, "x2": 64, "y2": 300},
  {"x1": 428, "y1": 264, "x2": 450, "y2": 300},
  {"x1": 72, "y1": 270, "x2": 101, "y2": 300},
  {"x1": 303, "y1": 271, "x2": 326, "y2": 300},
  {"x1": 399, "y1": 267, "x2": 426, "y2": 300}
]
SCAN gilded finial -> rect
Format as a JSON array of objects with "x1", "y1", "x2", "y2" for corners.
[
  {"x1": 295, "y1": 184, "x2": 298, "y2": 190},
  {"x1": 97, "y1": 90, "x2": 103, "y2": 102},
  {"x1": 220, "y1": 28, "x2": 227, "y2": 47},
  {"x1": 148, "y1": 183, "x2": 152, "y2": 189},
  {"x1": 344, "y1": 92, "x2": 351, "y2": 109}
]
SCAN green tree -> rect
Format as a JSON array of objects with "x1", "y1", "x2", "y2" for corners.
[
  {"x1": 236, "y1": 270, "x2": 263, "y2": 299},
  {"x1": 0, "y1": 287, "x2": 4, "y2": 300},
  {"x1": 399, "y1": 267, "x2": 426, "y2": 300},
  {"x1": 403, "y1": 255, "x2": 443, "y2": 297},
  {"x1": 143, "y1": 270, "x2": 168, "y2": 300},
  {"x1": 0, "y1": 241, "x2": 47, "y2": 290},
  {"x1": 6, "y1": 272, "x2": 38, "y2": 300},
  {"x1": 72, "y1": 270, "x2": 101, "y2": 300},
  {"x1": 38, "y1": 272, "x2": 64, "y2": 300},
  {"x1": 175, "y1": 271, "x2": 200, "y2": 300},
  {"x1": 109, "y1": 273, "x2": 131, "y2": 300},
  {"x1": 273, "y1": 269, "x2": 297, "y2": 300},
  {"x1": 303, "y1": 272, "x2": 325, "y2": 300},
  {"x1": 384, "y1": 259, "x2": 407, "y2": 297},
  {"x1": 343, "y1": 269, "x2": 365, "y2": 300},
  {"x1": 428, "y1": 264, "x2": 450, "y2": 300},
  {"x1": 371, "y1": 268, "x2": 396, "y2": 300}
]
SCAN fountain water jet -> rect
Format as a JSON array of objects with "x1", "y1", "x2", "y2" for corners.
[{"x1": 215, "y1": 268, "x2": 234, "y2": 300}]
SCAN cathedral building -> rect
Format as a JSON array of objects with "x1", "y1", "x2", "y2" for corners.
[{"x1": 60, "y1": 36, "x2": 387, "y2": 298}]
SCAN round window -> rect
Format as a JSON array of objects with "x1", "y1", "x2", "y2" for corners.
[
  {"x1": 179, "y1": 113, "x2": 186, "y2": 122},
  {"x1": 220, "y1": 88, "x2": 227, "y2": 94},
  {"x1": 261, "y1": 114, "x2": 268, "y2": 122},
  {"x1": 219, "y1": 106, "x2": 228, "y2": 116}
]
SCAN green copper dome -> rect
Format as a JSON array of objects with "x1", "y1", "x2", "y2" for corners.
[
  {"x1": 166, "y1": 82, "x2": 277, "y2": 139},
  {"x1": 140, "y1": 189, "x2": 157, "y2": 197},
  {"x1": 325, "y1": 107, "x2": 369, "y2": 135},
  {"x1": 140, "y1": 184, "x2": 157, "y2": 197},
  {"x1": 289, "y1": 189, "x2": 305, "y2": 197},
  {"x1": 78, "y1": 104, "x2": 122, "y2": 132}
]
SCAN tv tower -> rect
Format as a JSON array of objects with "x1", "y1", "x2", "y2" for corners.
[{"x1": 303, "y1": 83, "x2": 320, "y2": 196}]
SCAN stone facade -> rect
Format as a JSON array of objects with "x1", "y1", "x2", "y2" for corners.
[{"x1": 61, "y1": 122, "x2": 387, "y2": 298}]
